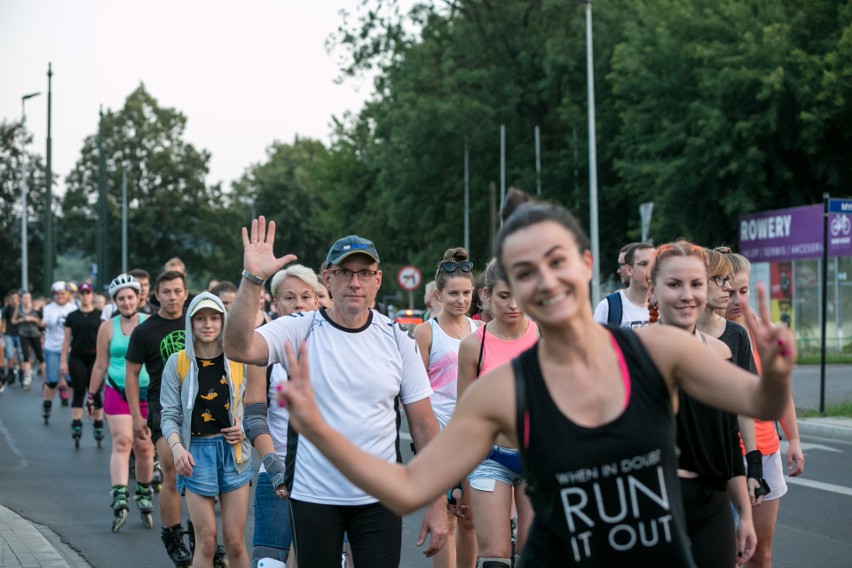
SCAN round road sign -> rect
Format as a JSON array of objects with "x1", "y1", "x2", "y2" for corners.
[{"x1": 397, "y1": 265, "x2": 422, "y2": 290}]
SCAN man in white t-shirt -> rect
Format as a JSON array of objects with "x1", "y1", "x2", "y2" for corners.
[
  {"x1": 595, "y1": 243, "x2": 655, "y2": 328},
  {"x1": 225, "y1": 217, "x2": 447, "y2": 568}
]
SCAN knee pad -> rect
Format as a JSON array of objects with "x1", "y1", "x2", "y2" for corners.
[{"x1": 477, "y1": 558, "x2": 512, "y2": 568}]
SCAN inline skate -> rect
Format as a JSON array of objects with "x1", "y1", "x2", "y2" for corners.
[
  {"x1": 134, "y1": 483, "x2": 154, "y2": 528},
  {"x1": 111, "y1": 486, "x2": 129, "y2": 533},
  {"x1": 71, "y1": 419, "x2": 83, "y2": 449}
]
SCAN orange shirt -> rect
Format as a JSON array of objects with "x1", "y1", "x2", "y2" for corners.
[{"x1": 740, "y1": 329, "x2": 781, "y2": 455}]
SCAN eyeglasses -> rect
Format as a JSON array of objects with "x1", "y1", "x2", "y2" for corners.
[
  {"x1": 439, "y1": 261, "x2": 473, "y2": 273},
  {"x1": 711, "y1": 275, "x2": 734, "y2": 288},
  {"x1": 332, "y1": 269, "x2": 379, "y2": 282}
]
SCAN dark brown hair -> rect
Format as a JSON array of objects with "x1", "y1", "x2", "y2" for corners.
[
  {"x1": 155, "y1": 270, "x2": 187, "y2": 293},
  {"x1": 435, "y1": 247, "x2": 473, "y2": 291}
]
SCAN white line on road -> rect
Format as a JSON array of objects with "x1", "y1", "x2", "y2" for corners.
[
  {"x1": 0, "y1": 419, "x2": 30, "y2": 467},
  {"x1": 786, "y1": 477, "x2": 852, "y2": 497}
]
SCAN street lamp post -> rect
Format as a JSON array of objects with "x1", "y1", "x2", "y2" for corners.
[
  {"x1": 20, "y1": 91, "x2": 41, "y2": 291},
  {"x1": 582, "y1": 0, "x2": 601, "y2": 306}
]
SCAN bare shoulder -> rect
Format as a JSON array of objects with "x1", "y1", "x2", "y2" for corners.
[
  {"x1": 632, "y1": 326, "x2": 693, "y2": 375},
  {"x1": 459, "y1": 330, "x2": 481, "y2": 354},
  {"x1": 412, "y1": 320, "x2": 432, "y2": 342}
]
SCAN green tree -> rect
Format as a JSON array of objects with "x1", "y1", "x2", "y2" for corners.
[
  {"x1": 232, "y1": 137, "x2": 331, "y2": 271},
  {"x1": 61, "y1": 84, "x2": 243, "y2": 289},
  {"x1": 0, "y1": 121, "x2": 47, "y2": 295}
]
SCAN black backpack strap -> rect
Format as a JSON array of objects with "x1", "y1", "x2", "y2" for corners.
[
  {"x1": 475, "y1": 322, "x2": 487, "y2": 378},
  {"x1": 512, "y1": 355, "x2": 533, "y2": 494}
]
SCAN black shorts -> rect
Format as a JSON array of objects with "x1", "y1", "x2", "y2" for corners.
[
  {"x1": 681, "y1": 477, "x2": 735, "y2": 568},
  {"x1": 289, "y1": 499, "x2": 401, "y2": 568},
  {"x1": 147, "y1": 398, "x2": 163, "y2": 444}
]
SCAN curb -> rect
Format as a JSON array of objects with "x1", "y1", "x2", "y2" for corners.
[
  {"x1": 0, "y1": 504, "x2": 92, "y2": 568},
  {"x1": 796, "y1": 419, "x2": 852, "y2": 442}
]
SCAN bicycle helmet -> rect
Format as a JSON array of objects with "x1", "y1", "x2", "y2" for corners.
[{"x1": 108, "y1": 273, "x2": 141, "y2": 299}]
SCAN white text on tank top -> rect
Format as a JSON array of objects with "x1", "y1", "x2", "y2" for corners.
[{"x1": 427, "y1": 317, "x2": 476, "y2": 427}]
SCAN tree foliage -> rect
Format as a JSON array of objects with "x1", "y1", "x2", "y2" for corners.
[
  {"x1": 61, "y1": 84, "x2": 242, "y2": 288},
  {"x1": 0, "y1": 121, "x2": 47, "y2": 295}
]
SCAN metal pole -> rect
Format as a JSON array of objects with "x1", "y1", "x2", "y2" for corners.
[
  {"x1": 500, "y1": 124, "x2": 506, "y2": 216},
  {"x1": 464, "y1": 137, "x2": 470, "y2": 252},
  {"x1": 97, "y1": 107, "x2": 107, "y2": 289},
  {"x1": 20, "y1": 92, "x2": 41, "y2": 291},
  {"x1": 535, "y1": 125, "x2": 542, "y2": 196},
  {"x1": 584, "y1": 1, "x2": 601, "y2": 306},
  {"x1": 122, "y1": 168, "x2": 128, "y2": 272},
  {"x1": 44, "y1": 63, "x2": 53, "y2": 296},
  {"x1": 820, "y1": 192, "x2": 829, "y2": 415}
]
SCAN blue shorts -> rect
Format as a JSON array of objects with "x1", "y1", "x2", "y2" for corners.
[
  {"x1": 44, "y1": 350, "x2": 62, "y2": 386},
  {"x1": 251, "y1": 470, "x2": 292, "y2": 563},
  {"x1": 468, "y1": 446, "x2": 525, "y2": 491},
  {"x1": 177, "y1": 436, "x2": 252, "y2": 497},
  {"x1": 4, "y1": 335, "x2": 21, "y2": 360}
]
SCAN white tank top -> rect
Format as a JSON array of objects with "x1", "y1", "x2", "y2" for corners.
[{"x1": 427, "y1": 317, "x2": 477, "y2": 427}]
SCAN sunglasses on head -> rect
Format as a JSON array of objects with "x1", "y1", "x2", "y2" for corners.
[{"x1": 440, "y1": 261, "x2": 473, "y2": 273}]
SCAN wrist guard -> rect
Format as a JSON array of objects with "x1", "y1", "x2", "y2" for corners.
[
  {"x1": 746, "y1": 450, "x2": 771, "y2": 498},
  {"x1": 262, "y1": 452, "x2": 286, "y2": 490}
]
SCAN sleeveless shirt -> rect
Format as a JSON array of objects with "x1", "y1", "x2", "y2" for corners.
[
  {"x1": 427, "y1": 317, "x2": 476, "y2": 426},
  {"x1": 109, "y1": 314, "x2": 150, "y2": 389},
  {"x1": 514, "y1": 327, "x2": 695, "y2": 567},
  {"x1": 475, "y1": 319, "x2": 538, "y2": 377}
]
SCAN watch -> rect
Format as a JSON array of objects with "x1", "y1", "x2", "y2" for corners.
[{"x1": 241, "y1": 269, "x2": 265, "y2": 286}]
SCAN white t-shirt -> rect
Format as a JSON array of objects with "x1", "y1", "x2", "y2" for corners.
[
  {"x1": 593, "y1": 290, "x2": 650, "y2": 329},
  {"x1": 260, "y1": 364, "x2": 289, "y2": 473},
  {"x1": 427, "y1": 317, "x2": 477, "y2": 427},
  {"x1": 257, "y1": 308, "x2": 433, "y2": 506},
  {"x1": 42, "y1": 302, "x2": 78, "y2": 351}
]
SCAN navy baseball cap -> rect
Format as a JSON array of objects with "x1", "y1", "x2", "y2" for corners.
[{"x1": 325, "y1": 235, "x2": 380, "y2": 266}]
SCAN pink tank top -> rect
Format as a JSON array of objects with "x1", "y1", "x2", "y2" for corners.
[{"x1": 475, "y1": 320, "x2": 539, "y2": 378}]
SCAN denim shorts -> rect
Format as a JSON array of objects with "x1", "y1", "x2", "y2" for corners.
[
  {"x1": 44, "y1": 350, "x2": 62, "y2": 386},
  {"x1": 177, "y1": 436, "x2": 252, "y2": 497},
  {"x1": 251, "y1": 470, "x2": 292, "y2": 563},
  {"x1": 4, "y1": 335, "x2": 21, "y2": 361},
  {"x1": 468, "y1": 446, "x2": 525, "y2": 491}
]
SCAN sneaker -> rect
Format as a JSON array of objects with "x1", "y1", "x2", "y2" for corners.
[
  {"x1": 22, "y1": 374, "x2": 32, "y2": 390},
  {"x1": 0, "y1": 381, "x2": 6, "y2": 394}
]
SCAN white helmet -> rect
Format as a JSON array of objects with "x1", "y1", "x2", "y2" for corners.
[{"x1": 108, "y1": 273, "x2": 141, "y2": 299}]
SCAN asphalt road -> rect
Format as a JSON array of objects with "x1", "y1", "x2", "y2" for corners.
[{"x1": 1, "y1": 365, "x2": 850, "y2": 567}]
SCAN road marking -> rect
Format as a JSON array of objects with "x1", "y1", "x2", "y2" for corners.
[
  {"x1": 781, "y1": 440, "x2": 842, "y2": 453},
  {"x1": 786, "y1": 477, "x2": 852, "y2": 497},
  {"x1": 0, "y1": 419, "x2": 30, "y2": 467}
]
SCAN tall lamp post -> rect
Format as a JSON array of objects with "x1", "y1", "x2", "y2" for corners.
[
  {"x1": 20, "y1": 91, "x2": 42, "y2": 291},
  {"x1": 582, "y1": 0, "x2": 601, "y2": 306}
]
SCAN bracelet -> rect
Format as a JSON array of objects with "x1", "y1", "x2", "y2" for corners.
[
  {"x1": 170, "y1": 440, "x2": 181, "y2": 450},
  {"x1": 241, "y1": 269, "x2": 265, "y2": 286}
]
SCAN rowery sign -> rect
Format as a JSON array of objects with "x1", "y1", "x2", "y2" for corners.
[{"x1": 739, "y1": 204, "x2": 852, "y2": 262}]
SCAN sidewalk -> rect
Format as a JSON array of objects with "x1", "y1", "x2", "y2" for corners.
[
  {"x1": 797, "y1": 416, "x2": 852, "y2": 441},
  {"x1": 0, "y1": 505, "x2": 91, "y2": 568}
]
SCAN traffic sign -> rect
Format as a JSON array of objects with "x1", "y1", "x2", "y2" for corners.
[
  {"x1": 397, "y1": 265, "x2": 422, "y2": 290},
  {"x1": 828, "y1": 198, "x2": 852, "y2": 214}
]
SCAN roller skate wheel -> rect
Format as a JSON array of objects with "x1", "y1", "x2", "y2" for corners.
[
  {"x1": 112, "y1": 509, "x2": 128, "y2": 533},
  {"x1": 142, "y1": 512, "x2": 153, "y2": 528}
]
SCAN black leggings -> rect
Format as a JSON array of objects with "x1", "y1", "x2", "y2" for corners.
[
  {"x1": 19, "y1": 336, "x2": 44, "y2": 364},
  {"x1": 69, "y1": 352, "x2": 96, "y2": 408},
  {"x1": 681, "y1": 477, "x2": 735, "y2": 568},
  {"x1": 289, "y1": 499, "x2": 401, "y2": 568}
]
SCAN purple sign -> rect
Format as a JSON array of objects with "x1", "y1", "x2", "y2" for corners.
[{"x1": 739, "y1": 205, "x2": 852, "y2": 262}]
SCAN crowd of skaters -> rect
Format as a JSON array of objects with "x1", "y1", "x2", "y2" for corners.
[{"x1": 0, "y1": 191, "x2": 803, "y2": 568}]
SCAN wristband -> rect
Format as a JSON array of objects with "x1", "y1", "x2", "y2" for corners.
[
  {"x1": 241, "y1": 269, "x2": 265, "y2": 286},
  {"x1": 170, "y1": 440, "x2": 181, "y2": 450},
  {"x1": 745, "y1": 450, "x2": 763, "y2": 479}
]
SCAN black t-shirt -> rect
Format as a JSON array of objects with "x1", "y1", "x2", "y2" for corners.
[
  {"x1": 64, "y1": 308, "x2": 103, "y2": 356},
  {"x1": 125, "y1": 312, "x2": 186, "y2": 401},
  {"x1": 191, "y1": 353, "x2": 232, "y2": 435},
  {"x1": 2, "y1": 305, "x2": 20, "y2": 336}
]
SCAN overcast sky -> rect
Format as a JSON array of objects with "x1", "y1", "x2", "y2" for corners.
[{"x1": 1, "y1": 0, "x2": 375, "y2": 195}]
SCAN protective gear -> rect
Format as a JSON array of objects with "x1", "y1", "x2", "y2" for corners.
[
  {"x1": 477, "y1": 558, "x2": 511, "y2": 568},
  {"x1": 746, "y1": 450, "x2": 771, "y2": 499},
  {"x1": 244, "y1": 402, "x2": 270, "y2": 444},
  {"x1": 108, "y1": 273, "x2": 141, "y2": 300},
  {"x1": 262, "y1": 452, "x2": 286, "y2": 492}
]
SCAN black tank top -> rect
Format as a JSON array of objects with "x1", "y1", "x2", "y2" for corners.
[{"x1": 513, "y1": 327, "x2": 695, "y2": 567}]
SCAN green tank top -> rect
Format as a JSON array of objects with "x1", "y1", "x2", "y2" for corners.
[{"x1": 108, "y1": 314, "x2": 150, "y2": 389}]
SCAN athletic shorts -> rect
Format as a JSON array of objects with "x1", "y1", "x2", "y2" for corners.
[
  {"x1": 104, "y1": 385, "x2": 149, "y2": 417},
  {"x1": 177, "y1": 435, "x2": 251, "y2": 498},
  {"x1": 743, "y1": 449, "x2": 788, "y2": 501},
  {"x1": 146, "y1": 399, "x2": 164, "y2": 443},
  {"x1": 468, "y1": 446, "x2": 525, "y2": 491}
]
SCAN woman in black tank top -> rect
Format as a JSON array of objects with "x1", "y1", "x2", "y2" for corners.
[
  {"x1": 648, "y1": 242, "x2": 756, "y2": 567},
  {"x1": 265, "y1": 205, "x2": 796, "y2": 567}
]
